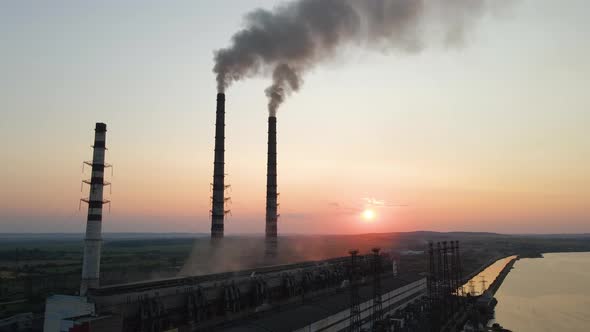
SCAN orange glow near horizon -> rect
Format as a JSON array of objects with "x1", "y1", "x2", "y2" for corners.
[{"x1": 2, "y1": 1, "x2": 590, "y2": 234}]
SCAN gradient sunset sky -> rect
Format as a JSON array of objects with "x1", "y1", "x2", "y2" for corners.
[{"x1": 1, "y1": 0, "x2": 588, "y2": 234}]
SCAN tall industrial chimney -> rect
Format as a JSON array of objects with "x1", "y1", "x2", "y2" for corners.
[
  {"x1": 265, "y1": 116, "x2": 278, "y2": 256},
  {"x1": 211, "y1": 93, "x2": 226, "y2": 238},
  {"x1": 80, "y1": 123, "x2": 108, "y2": 296}
]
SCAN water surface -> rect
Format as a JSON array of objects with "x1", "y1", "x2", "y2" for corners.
[{"x1": 494, "y1": 252, "x2": 590, "y2": 332}]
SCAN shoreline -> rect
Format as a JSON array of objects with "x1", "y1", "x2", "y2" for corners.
[
  {"x1": 462, "y1": 255, "x2": 506, "y2": 283},
  {"x1": 487, "y1": 257, "x2": 518, "y2": 297},
  {"x1": 518, "y1": 250, "x2": 590, "y2": 259},
  {"x1": 462, "y1": 254, "x2": 517, "y2": 291},
  {"x1": 480, "y1": 257, "x2": 518, "y2": 331}
]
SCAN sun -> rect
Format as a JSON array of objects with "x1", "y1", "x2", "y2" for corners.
[{"x1": 361, "y1": 209, "x2": 375, "y2": 221}]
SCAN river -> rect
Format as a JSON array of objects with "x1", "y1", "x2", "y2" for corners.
[{"x1": 493, "y1": 252, "x2": 590, "y2": 332}]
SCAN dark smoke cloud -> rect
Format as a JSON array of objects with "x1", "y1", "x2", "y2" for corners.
[
  {"x1": 265, "y1": 64, "x2": 302, "y2": 116},
  {"x1": 214, "y1": 0, "x2": 507, "y2": 114}
]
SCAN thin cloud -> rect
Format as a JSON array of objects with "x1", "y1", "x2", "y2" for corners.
[{"x1": 363, "y1": 197, "x2": 408, "y2": 208}]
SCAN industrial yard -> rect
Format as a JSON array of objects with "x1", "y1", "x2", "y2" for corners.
[
  {"x1": 2, "y1": 0, "x2": 589, "y2": 331},
  {"x1": 2, "y1": 232, "x2": 589, "y2": 331}
]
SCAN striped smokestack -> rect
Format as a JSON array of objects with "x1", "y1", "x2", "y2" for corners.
[
  {"x1": 80, "y1": 123, "x2": 107, "y2": 296},
  {"x1": 265, "y1": 116, "x2": 278, "y2": 254},
  {"x1": 211, "y1": 93, "x2": 226, "y2": 238}
]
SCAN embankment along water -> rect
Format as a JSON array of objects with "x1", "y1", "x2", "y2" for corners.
[{"x1": 461, "y1": 255, "x2": 517, "y2": 296}]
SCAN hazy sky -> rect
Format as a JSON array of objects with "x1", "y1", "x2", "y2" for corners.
[{"x1": 1, "y1": 0, "x2": 589, "y2": 234}]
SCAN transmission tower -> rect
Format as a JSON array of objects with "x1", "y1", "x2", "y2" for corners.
[
  {"x1": 456, "y1": 241, "x2": 463, "y2": 296},
  {"x1": 442, "y1": 241, "x2": 450, "y2": 318},
  {"x1": 468, "y1": 280, "x2": 476, "y2": 296},
  {"x1": 349, "y1": 250, "x2": 361, "y2": 332},
  {"x1": 428, "y1": 242, "x2": 436, "y2": 308},
  {"x1": 480, "y1": 276, "x2": 487, "y2": 295},
  {"x1": 371, "y1": 248, "x2": 382, "y2": 329}
]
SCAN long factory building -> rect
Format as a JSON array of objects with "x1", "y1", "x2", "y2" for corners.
[{"x1": 45, "y1": 255, "x2": 425, "y2": 332}]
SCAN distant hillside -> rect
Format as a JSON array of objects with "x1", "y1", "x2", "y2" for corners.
[
  {"x1": 0, "y1": 232, "x2": 209, "y2": 242},
  {"x1": 2, "y1": 231, "x2": 589, "y2": 243}
]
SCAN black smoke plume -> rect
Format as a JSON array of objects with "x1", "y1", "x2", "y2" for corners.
[
  {"x1": 265, "y1": 64, "x2": 302, "y2": 116},
  {"x1": 214, "y1": 0, "x2": 506, "y2": 114}
]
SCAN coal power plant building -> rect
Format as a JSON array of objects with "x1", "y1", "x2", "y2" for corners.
[
  {"x1": 44, "y1": 253, "x2": 426, "y2": 332},
  {"x1": 42, "y1": 116, "x2": 428, "y2": 332}
]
